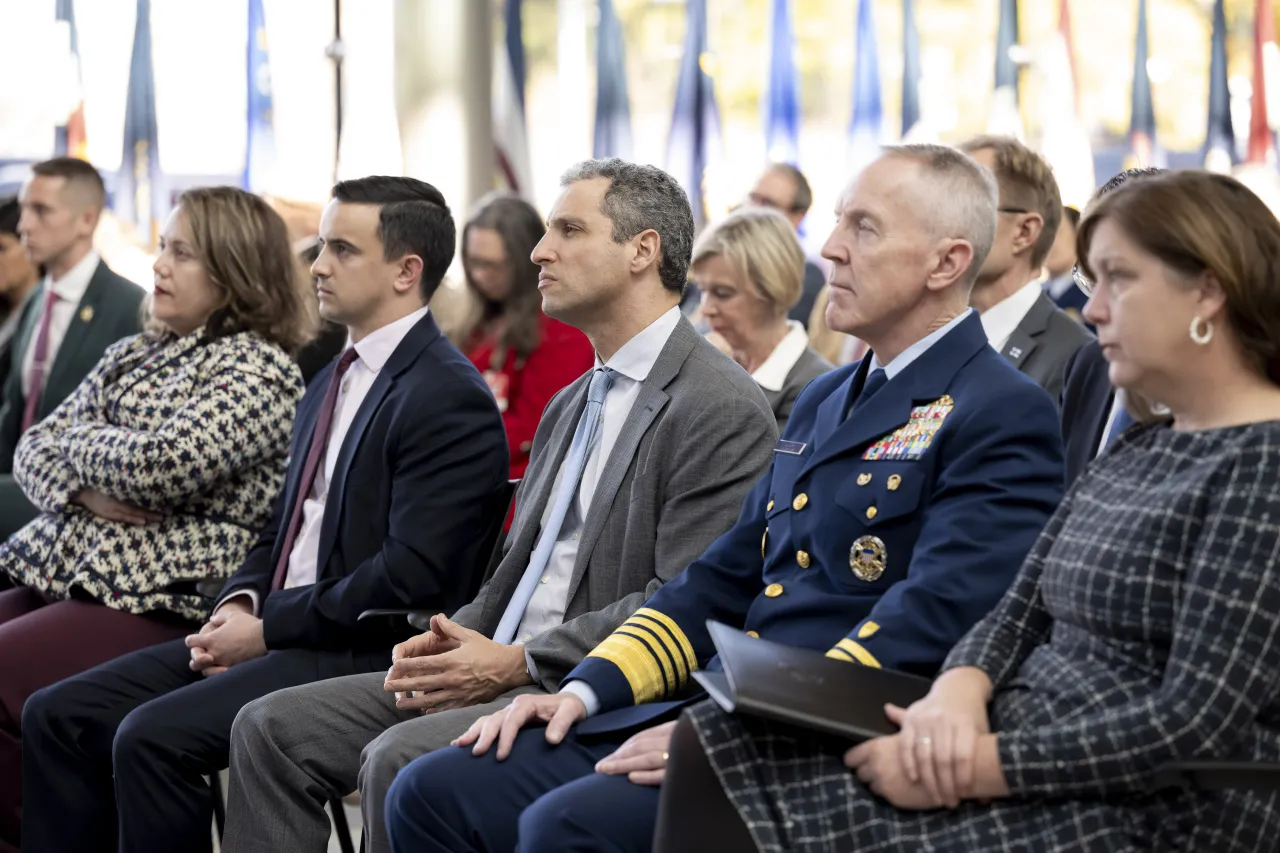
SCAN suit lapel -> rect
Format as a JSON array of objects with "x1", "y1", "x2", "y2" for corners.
[
  {"x1": 11, "y1": 286, "x2": 43, "y2": 374},
  {"x1": 1000, "y1": 292, "x2": 1056, "y2": 372},
  {"x1": 44, "y1": 262, "x2": 108, "y2": 399}
]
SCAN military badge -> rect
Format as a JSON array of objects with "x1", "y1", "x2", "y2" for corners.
[
  {"x1": 863, "y1": 395, "x2": 954, "y2": 461},
  {"x1": 849, "y1": 535, "x2": 887, "y2": 582}
]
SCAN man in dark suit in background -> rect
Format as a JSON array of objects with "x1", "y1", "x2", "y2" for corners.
[
  {"x1": 20, "y1": 176, "x2": 510, "y2": 853},
  {"x1": 959, "y1": 137, "x2": 1092, "y2": 402},
  {"x1": 743, "y1": 163, "x2": 826, "y2": 327},
  {"x1": 0, "y1": 158, "x2": 143, "y2": 539}
]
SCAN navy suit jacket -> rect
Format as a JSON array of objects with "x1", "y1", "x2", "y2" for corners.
[
  {"x1": 571, "y1": 312, "x2": 1066, "y2": 734},
  {"x1": 1058, "y1": 339, "x2": 1114, "y2": 487},
  {"x1": 216, "y1": 312, "x2": 509, "y2": 652}
]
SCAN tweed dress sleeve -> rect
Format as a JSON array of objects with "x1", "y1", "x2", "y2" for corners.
[
  {"x1": 992, "y1": 446, "x2": 1280, "y2": 798},
  {"x1": 55, "y1": 352, "x2": 301, "y2": 508},
  {"x1": 12, "y1": 339, "x2": 124, "y2": 512},
  {"x1": 940, "y1": 492, "x2": 1074, "y2": 688}
]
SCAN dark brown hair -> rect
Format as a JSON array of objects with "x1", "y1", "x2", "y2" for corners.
[
  {"x1": 30, "y1": 156, "x2": 106, "y2": 210},
  {"x1": 958, "y1": 135, "x2": 1063, "y2": 269},
  {"x1": 1077, "y1": 170, "x2": 1280, "y2": 386},
  {"x1": 167, "y1": 186, "x2": 317, "y2": 354},
  {"x1": 459, "y1": 193, "x2": 547, "y2": 361}
]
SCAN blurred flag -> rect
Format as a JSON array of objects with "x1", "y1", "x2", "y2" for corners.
[
  {"x1": 901, "y1": 0, "x2": 921, "y2": 140},
  {"x1": 988, "y1": 0, "x2": 1023, "y2": 137},
  {"x1": 1126, "y1": 0, "x2": 1164, "y2": 168},
  {"x1": 1037, "y1": 0, "x2": 1094, "y2": 208},
  {"x1": 1205, "y1": 0, "x2": 1236, "y2": 171},
  {"x1": 1248, "y1": 0, "x2": 1279, "y2": 165},
  {"x1": 848, "y1": 0, "x2": 882, "y2": 173},
  {"x1": 763, "y1": 0, "x2": 800, "y2": 164},
  {"x1": 243, "y1": 0, "x2": 276, "y2": 192},
  {"x1": 593, "y1": 0, "x2": 633, "y2": 159},
  {"x1": 54, "y1": 0, "x2": 87, "y2": 159},
  {"x1": 494, "y1": 0, "x2": 534, "y2": 197},
  {"x1": 666, "y1": 0, "x2": 722, "y2": 229},
  {"x1": 118, "y1": 0, "x2": 164, "y2": 245}
]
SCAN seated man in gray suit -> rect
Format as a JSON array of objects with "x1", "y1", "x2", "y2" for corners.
[
  {"x1": 220, "y1": 159, "x2": 778, "y2": 853},
  {"x1": 957, "y1": 136, "x2": 1091, "y2": 401},
  {"x1": 0, "y1": 157, "x2": 143, "y2": 540}
]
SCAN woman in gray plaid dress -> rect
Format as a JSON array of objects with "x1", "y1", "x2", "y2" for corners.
[{"x1": 662, "y1": 173, "x2": 1280, "y2": 852}]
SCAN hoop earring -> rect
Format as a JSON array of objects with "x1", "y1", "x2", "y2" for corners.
[{"x1": 1190, "y1": 316, "x2": 1214, "y2": 346}]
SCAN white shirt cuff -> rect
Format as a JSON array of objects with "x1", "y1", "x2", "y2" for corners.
[
  {"x1": 560, "y1": 680, "x2": 600, "y2": 717},
  {"x1": 217, "y1": 589, "x2": 260, "y2": 617}
]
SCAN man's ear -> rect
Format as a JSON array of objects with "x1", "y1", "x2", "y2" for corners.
[
  {"x1": 629, "y1": 229, "x2": 662, "y2": 276},
  {"x1": 395, "y1": 254, "x2": 425, "y2": 296},
  {"x1": 925, "y1": 238, "x2": 976, "y2": 293}
]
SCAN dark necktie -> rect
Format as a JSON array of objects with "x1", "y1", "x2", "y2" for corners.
[
  {"x1": 272, "y1": 347, "x2": 360, "y2": 590},
  {"x1": 845, "y1": 368, "x2": 888, "y2": 421}
]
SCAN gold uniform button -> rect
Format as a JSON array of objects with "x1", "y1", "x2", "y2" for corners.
[
  {"x1": 857, "y1": 473, "x2": 872, "y2": 486},
  {"x1": 796, "y1": 550, "x2": 811, "y2": 569},
  {"x1": 766, "y1": 499, "x2": 775, "y2": 512},
  {"x1": 887, "y1": 474, "x2": 902, "y2": 491},
  {"x1": 745, "y1": 630, "x2": 760, "y2": 639},
  {"x1": 866, "y1": 506, "x2": 878, "y2": 520},
  {"x1": 765, "y1": 583, "x2": 784, "y2": 598},
  {"x1": 792, "y1": 493, "x2": 808, "y2": 511},
  {"x1": 761, "y1": 528, "x2": 768, "y2": 556}
]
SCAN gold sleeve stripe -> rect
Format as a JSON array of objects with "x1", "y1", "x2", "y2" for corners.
[
  {"x1": 631, "y1": 608, "x2": 697, "y2": 674},
  {"x1": 825, "y1": 647, "x2": 857, "y2": 663},
  {"x1": 587, "y1": 632, "x2": 670, "y2": 704},
  {"x1": 857, "y1": 621, "x2": 880, "y2": 639},
  {"x1": 835, "y1": 638, "x2": 882, "y2": 669},
  {"x1": 624, "y1": 618, "x2": 689, "y2": 687},
  {"x1": 616, "y1": 627, "x2": 676, "y2": 695}
]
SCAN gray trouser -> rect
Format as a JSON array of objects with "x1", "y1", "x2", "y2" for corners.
[{"x1": 221, "y1": 670, "x2": 544, "y2": 853}]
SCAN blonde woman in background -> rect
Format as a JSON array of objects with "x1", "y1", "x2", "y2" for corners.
[{"x1": 692, "y1": 206, "x2": 832, "y2": 429}]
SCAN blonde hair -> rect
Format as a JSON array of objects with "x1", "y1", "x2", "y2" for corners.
[
  {"x1": 690, "y1": 207, "x2": 805, "y2": 314},
  {"x1": 958, "y1": 135, "x2": 1063, "y2": 269}
]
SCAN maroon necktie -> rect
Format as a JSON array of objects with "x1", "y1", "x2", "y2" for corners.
[
  {"x1": 21, "y1": 288, "x2": 61, "y2": 434},
  {"x1": 271, "y1": 348, "x2": 360, "y2": 590}
]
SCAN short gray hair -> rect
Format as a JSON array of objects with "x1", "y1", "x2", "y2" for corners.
[
  {"x1": 881, "y1": 144, "x2": 999, "y2": 289},
  {"x1": 560, "y1": 158, "x2": 695, "y2": 294}
]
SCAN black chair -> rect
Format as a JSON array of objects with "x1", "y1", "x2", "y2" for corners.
[{"x1": 210, "y1": 479, "x2": 519, "y2": 852}]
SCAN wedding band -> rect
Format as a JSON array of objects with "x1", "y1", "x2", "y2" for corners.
[
  {"x1": 917, "y1": 736, "x2": 932, "y2": 746},
  {"x1": 661, "y1": 751, "x2": 669, "y2": 763}
]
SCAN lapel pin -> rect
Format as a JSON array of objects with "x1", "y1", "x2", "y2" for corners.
[
  {"x1": 1008, "y1": 346, "x2": 1023, "y2": 359},
  {"x1": 79, "y1": 306, "x2": 95, "y2": 323}
]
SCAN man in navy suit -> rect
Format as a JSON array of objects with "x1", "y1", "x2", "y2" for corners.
[
  {"x1": 20, "y1": 177, "x2": 509, "y2": 853},
  {"x1": 382, "y1": 146, "x2": 1067, "y2": 853}
]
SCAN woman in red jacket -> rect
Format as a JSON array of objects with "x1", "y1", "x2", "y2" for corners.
[{"x1": 460, "y1": 194, "x2": 593, "y2": 480}]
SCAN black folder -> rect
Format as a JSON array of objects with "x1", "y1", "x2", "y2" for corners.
[{"x1": 692, "y1": 620, "x2": 932, "y2": 741}]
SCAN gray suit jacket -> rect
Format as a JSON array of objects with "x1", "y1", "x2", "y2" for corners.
[
  {"x1": 759, "y1": 345, "x2": 833, "y2": 431},
  {"x1": 451, "y1": 315, "x2": 778, "y2": 692},
  {"x1": 999, "y1": 291, "x2": 1093, "y2": 403}
]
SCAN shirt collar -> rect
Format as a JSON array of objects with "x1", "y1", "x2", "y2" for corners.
[
  {"x1": 350, "y1": 305, "x2": 430, "y2": 373},
  {"x1": 979, "y1": 278, "x2": 1043, "y2": 351},
  {"x1": 45, "y1": 249, "x2": 100, "y2": 304},
  {"x1": 751, "y1": 320, "x2": 809, "y2": 392},
  {"x1": 869, "y1": 309, "x2": 973, "y2": 380},
  {"x1": 595, "y1": 305, "x2": 682, "y2": 382}
]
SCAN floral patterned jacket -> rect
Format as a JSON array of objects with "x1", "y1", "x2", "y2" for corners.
[{"x1": 1, "y1": 328, "x2": 304, "y2": 622}]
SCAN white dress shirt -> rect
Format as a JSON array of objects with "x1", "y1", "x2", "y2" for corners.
[
  {"x1": 750, "y1": 321, "x2": 809, "y2": 392},
  {"x1": 21, "y1": 249, "x2": 99, "y2": 397},
  {"x1": 511, "y1": 306, "x2": 682, "y2": 652},
  {"x1": 227, "y1": 306, "x2": 430, "y2": 614},
  {"x1": 978, "y1": 278, "x2": 1043, "y2": 353}
]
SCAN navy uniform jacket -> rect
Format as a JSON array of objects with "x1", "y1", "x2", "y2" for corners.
[{"x1": 569, "y1": 311, "x2": 1066, "y2": 733}]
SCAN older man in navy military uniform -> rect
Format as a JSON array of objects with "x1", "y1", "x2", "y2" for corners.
[{"x1": 382, "y1": 145, "x2": 1068, "y2": 853}]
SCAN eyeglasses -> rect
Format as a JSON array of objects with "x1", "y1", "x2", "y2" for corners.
[
  {"x1": 1071, "y1": 263, "x2": 1094, "y2": 296},
  {"x1": 997, "y1": 206, "x2": 1030, "y2": 215}
]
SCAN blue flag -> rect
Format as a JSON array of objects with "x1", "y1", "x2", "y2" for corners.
[
  {"x1": 848, "y1": 0, "x2": 882, "y2": 171},
  {"x1": 666, "y1": 0, "x2": 722, "y2": 229},
  {"x1": 118, "y1": 0, "x2": 164, "y2": 243},
  {"x1": 593, "y1": 0, "x2": 633, "y2": 159},
  {"x1": 495, "y1": 0, "x2": 533, "y2": 195},
  {"x1": 901, "y1": 0, "x2": 921, "y2": 139},
  {"x1": 54, "y1": 0, "x2": 87, "y2": 158},
  {"x1": 763, "y1": 0, "x2": 800, "y2": 164},
  {"x1": 988, "y1": 0, "x2": 1022, "y2": 135},
  {"x1": 1204, "y1": 0, "x2": 1235, "y2": 170},
  {"x1": 1127, "y1": 0, "x2": 1163, "y2": 167},
  {"x1": 243, "y1": 0, "x2": 277, "y2": 192}
]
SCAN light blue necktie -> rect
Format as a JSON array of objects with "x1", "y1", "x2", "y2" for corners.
[{"x1": 493, "y1": 367, "x2": 617, "y2": 644}]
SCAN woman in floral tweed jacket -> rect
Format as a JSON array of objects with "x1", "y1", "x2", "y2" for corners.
[{"x1": 0, "y1": 186, "x2": 311, "y2": 851}]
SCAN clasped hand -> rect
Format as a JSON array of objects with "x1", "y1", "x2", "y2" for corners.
[
  {"x1": 383, "y1": 614, "x2": 531, "y2": 713},
  {"x1": 185, "y1": 599, "x2": 266, "y2": 677},
  {"x1": 73, "y1": 488, "x2": 163, "y2": 525}
]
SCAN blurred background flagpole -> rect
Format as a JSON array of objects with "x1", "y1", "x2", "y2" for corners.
[
  {"x1": 763, "y1": 0, "x2": 800, "y2": 165},
  {"x1": 243, "y1": 0, "x2": 277, "y2": 193},
  {"x1": 118, "y1": 0, "x2": 164, "y2": 246},
  {"x1": 1248, "y1": 0, "x2": 1278, "y2": 166},
  {"x1": 900, "y1": 0, "x2": 921, "y2": 141},
  {"x1": 1126, "y1": 0, "x2": 1163, "y2": 168},
  {"x1": 1204, "y1": 0, "x2": 1236, "y2": 172},
  {"x1": 987, "y1": 0, "x2": 1023, "y2": 137},
  {"x1": 847, "y1": 0, "x2": 882, "y2": 174},
  {"x1": 494, "y1": 0, "x2": 534, "y2": 197},
  {"x1": 1037, "y1": 0, "x2": 1094, "y2": 208},
  {"x1": 53, "y1": 0, "x2": 87, "y2": 159},
  {"x1": 593, "y1": 0, "x2": 633, "y2": 160},
  {"x1": 666, "y1": 0, "x2": 722, "y2": 230}
]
